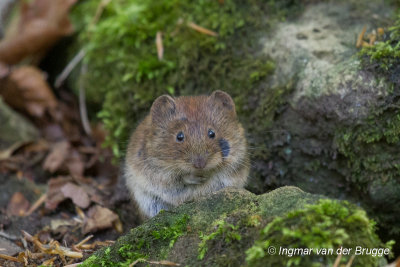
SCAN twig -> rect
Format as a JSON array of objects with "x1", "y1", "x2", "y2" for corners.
[
  {"x1": 54, "y1": 49, "x2": 85, "y2": 88},
  {"x1": 79, "y1": 63, "x2": 92, "y2": 136},
  {"x1": 41, "y1": 256, "x2": 57, "y2": 266},
  {"x1": 54, "y1": 0, "x2": 111, "y2": 88},
  {"x1": 129, "y1": 259, "x2": 180, "y2": 266},
  {"x1": 147, "y1": 260, "x2": 181, "y2": 266},
  {"x1": 75, "y1": 235, "x2": 93, "y2": 248},
  {"x1": 0, "y1": 253, "x2": 23, "y2": 263},
  {"x1": 187, "y1": 22, "x2": 218, "y2": 37},
  {"x1": 129, "y1": 258, "x2": 147, "y2": 266},
  {"x1": 75, "y1": 205, "x2": 86, "y2": 220},
  {"x1": 25, "y1": 193, "x2": 47, "y2": 216},
  {"x1": 345, "y1": 255, "x2": 355, "y2": 267},
  {"x1": 332, "y1": 251, "x2": 343, "y2": 267},
  {"x1": 156, "y1": 31, "x2": 164, "y2": 60},
  {"x1": 90, "y1": 0, "x2": 112, "y2": 26}
]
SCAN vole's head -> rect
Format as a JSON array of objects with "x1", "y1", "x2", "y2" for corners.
[{"x1": 148, "y1": 90, "x2": 246, "y2": 176}]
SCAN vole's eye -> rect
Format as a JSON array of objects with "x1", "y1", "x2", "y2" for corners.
[
  {"x1": 176, "y1": 132, "x2": 184, "y2": 142},
  {"x1": 208, "y1": 129, "x2": 215, "y2": 139}
]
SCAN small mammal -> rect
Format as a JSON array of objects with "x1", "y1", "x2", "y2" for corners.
[{"x1": 124, "y1": 90, "x2": 249, "y2": 219}]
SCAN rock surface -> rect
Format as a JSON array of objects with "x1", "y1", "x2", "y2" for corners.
[
  {"x1": 259, "y1": 1, "x2": 400, "y2": 238},
  {"x1": 82, "y1": 187, "x2": 388, "y2": 267}
]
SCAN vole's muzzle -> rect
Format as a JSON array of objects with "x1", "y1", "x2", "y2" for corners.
[{"x1": 192, "y1": 155, "x2": 207, "y2": 169}]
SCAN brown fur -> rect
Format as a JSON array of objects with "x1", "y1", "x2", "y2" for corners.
[{"x1": 124, "y1": 90, "x2": 249, "y2": 219}]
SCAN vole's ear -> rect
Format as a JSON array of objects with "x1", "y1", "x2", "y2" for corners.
[
  {"x1": 151, "y1": 95, "x2": 176, "y2": 126},
  {"x1": 209, "y1": 90, "x2": 236, "y2": 117}
]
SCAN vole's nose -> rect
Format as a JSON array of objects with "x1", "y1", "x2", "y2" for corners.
[{"x1": 193, "y1": 155, "x2": 207, "y2": 169}]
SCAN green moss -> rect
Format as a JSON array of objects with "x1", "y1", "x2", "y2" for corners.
[
  {"x1": 334, "y1": 108, "x2": 400, "y2": 188},
  {"x1": 335, "y1": 12, "x2": 400, "y2": 192},
  {"x1": 198, "y1": 215, "x2": 242, "y2": 260},
  {"x1": 151, "y1": 213, "x2": 189, "y2": 258},
  {"x1": 81, "y1": 214, "x2": 189, "y2": 266},
  {"x1": 81, "y1": 188, "x2": 393, "y2": 266},
  {"x1": 71, "y1": 0, "x2": 302, "y2": 159},
  {"x1": 246, "y1": 199, "x2": 394, "y2": 267},
  {"x1": 359, "y1": 13, "x2": 400, "y2": 84}
]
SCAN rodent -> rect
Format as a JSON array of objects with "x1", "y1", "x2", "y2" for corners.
[{"x1": 124, "y1": 90, "x2": 249, "y2": 219}]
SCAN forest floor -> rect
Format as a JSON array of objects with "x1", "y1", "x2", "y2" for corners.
[{"x1": 0, "y1": 1, "x2": 141, "y2": 266}]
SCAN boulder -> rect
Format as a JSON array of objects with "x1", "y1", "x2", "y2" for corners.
[
  {"x1": 82, "y1": 187, "x2": 390, "y2": 267},
  {"x1": 259, "y1": 1, "x2": 400, "y2": 237}
]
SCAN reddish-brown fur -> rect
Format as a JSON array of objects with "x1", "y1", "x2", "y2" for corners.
[{"x1": 124, "y1": 90, "x2": 249, "y2": 219}]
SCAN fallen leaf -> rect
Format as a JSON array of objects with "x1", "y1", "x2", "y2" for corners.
[
  {"x1": 0, "y1": 0, "x2": 77, "y2": 64},
  {"x1": 82, "y1": 205, "x2": 119, "y2": 234},
  {"x1": 61, "y1": 182, "x2": 90, "y2": 209},
  {"x1": 66, "y1": 149, "x2": 85, "y2": 177},
  {"x1": 43, "y1": 124, "x2": 66, "y2": 142},
  {"x1": 46, "y1": 176, "x2": 72, "y2": 210},
  {"x1": 0, "y1": 66, "x2": 58, "y2": 118},
  {"x1": 43, "y1": 141, "x2": 69, "y2": 173},
  {"x1": 50, "y1": 219, "x2": 76, "y2": 231},
  {"x1": 80, "y1": 184, "x2": 105, "y2": 206},
  {"x1": 7, "y1": 192, "x2": 30, "y2": 216}
]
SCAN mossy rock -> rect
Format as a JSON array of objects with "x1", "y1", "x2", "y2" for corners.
[
  {"x1": 257, "y1": 0, "x2": 400, "y2": 243},
  {"x1": 82, "y1": 187, "x2": 392, "y2": 267}
]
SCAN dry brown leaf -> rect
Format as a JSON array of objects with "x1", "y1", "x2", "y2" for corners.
[
  {"x1": 79, "y1": 184, "x2": 105, "y2": 206},
  {"x1": 82, "y1": 205, "x2": 119, "y2": 234},
  {"x1": 0, "y1": 0, "x2": 77, "y2": 64},
  {"x1": 66, "y1": 149, "x2": 85, "y2": 177},
  {"x1": 7, "y1": 192, "x2": 30, "y2": 216},
  {"x1": 46, "y1": 176, "x2": 72, "y2": 210},
  {"x1": 50, "y1": 219, "x2": 76, "y2": 231},
  {"x1": 43, "y1": 141, "x2": 70, "y2": 173},
  {"x1": 61, "y1": 182, "x2": 90, "y2": 209},
  {"x1": 0, "y1": 65, "x2": 58, "y2": 118}
]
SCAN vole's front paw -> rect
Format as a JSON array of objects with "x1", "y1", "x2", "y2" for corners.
[{"x1": 183, "y1": 174, "x2": 208, "y2": 185}]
